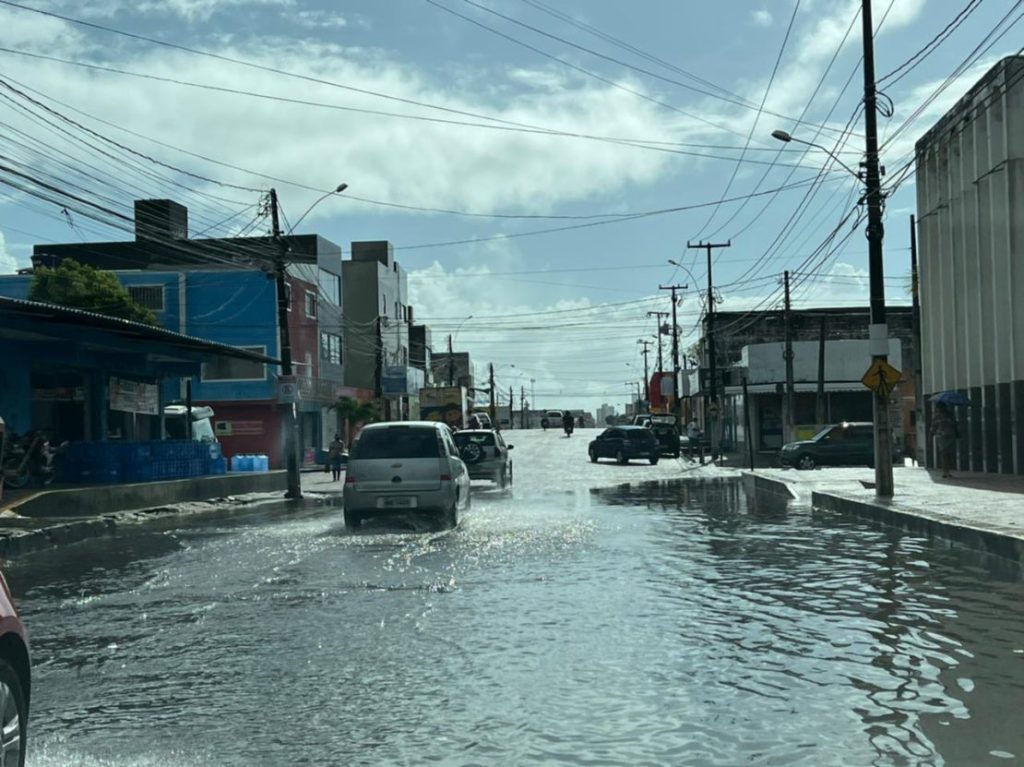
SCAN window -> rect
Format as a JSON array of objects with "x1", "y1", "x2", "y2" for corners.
[
  {"x1": 305, "y1": 291, "x2": 317, "y2": 318},
  {"x1": 350, "y1": 427, "x2": 440, "y2": 459},
  {"x1": 320, "y1": 332, "x2": 342, "y2": 365},
  {"x1": 318, "y1": 269, "x2": 339, "y2": 305},
  {"x1": 127, "y1": 285, "x2": 165, "y2": 312},
  {"x1": 201, "y1": 347, "x2": 266, "y2": 381}
]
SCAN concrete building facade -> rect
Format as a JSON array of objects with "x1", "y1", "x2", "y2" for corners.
[{"x1": 915, "y1": 56, "x2": 1024, "y2": 474}]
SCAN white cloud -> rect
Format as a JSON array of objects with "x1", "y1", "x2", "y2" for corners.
[
  {"x1": 751, "y1": 9, "x2": 773, "y2": 27},
  {"x1": 0, "y1": 231, "x2": 19, "y2": 274},
  {"x1": 292, "y1": 9, "x2": 348, "y2": 30}
]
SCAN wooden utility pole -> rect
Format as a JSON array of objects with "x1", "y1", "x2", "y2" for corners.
[
  {"x1": 783, "y1": 270, "x2": 795, "y2": 444},
  {"x1": 687, "y1": 240, "x2": 731, "y2": 460},
  {"x1": 269, "y1": 188, "x2": 301, "y2": 499}
]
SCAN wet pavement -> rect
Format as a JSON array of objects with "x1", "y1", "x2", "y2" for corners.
[{"x1": 5, "y1": 429, "x2": 1024, "y2": 766}]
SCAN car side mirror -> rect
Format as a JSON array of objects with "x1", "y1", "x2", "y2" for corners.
[{"x1": 506, "y1": 445, "x2": 514, "y2": 450}]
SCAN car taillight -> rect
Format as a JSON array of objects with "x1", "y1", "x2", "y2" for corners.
[
  {"x1": 440, "y1": 474, "x2": 452, "y2": 481},
  {"x1": 345, "y1": 475, "x2": 356, "y2": 485}
]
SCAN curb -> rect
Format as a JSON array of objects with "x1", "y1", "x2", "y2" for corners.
[
  {"x1": 0, "y1": 493, "x2": 317, "y2": 559},
  {"x1": 812, "y1": 490, "x2": 1024, "y2": 562},
  {"x1": 740, "y1": 472, "x2": 799, "y2": 501}
]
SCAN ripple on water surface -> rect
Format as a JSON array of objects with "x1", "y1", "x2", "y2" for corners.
[{"x1": 10, "y1": 482, "x2": 1024, "y2": 766}]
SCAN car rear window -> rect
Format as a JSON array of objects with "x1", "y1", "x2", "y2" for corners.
[
  {"x1": 626, "y1": 429, "x2": 656, "y2": 442},
  {"x1": 453, "y1": 432, "x2": 496, "y2": 447},
  {"x1": 351, "y1": 428, "x2": 440, "y2": 459}
]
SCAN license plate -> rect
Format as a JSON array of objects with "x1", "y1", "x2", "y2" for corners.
[{"x1": 378, "y1": 496, "x2": 416, "y2": 509}]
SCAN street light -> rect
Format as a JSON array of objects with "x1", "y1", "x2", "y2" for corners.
[
  {"x1": 269, "y1": 182, "x2": 348, "y2": 500},
  {"x1": 772, "y1": 114, "x2": 893, "y2": 498},
  {"x1": 666, "y1": 258, "x2": 699, "y2": 289},
  {"x1": 770, "y1": 130, "x2": 861, "y2": 180},
  {"x1": 447, "y1": 315, "x2": 474, "y2": 386}
]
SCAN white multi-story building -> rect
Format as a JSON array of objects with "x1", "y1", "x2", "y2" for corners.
[{"x1": 915, "y1": 55, "x2": 1024, "y2": 475}]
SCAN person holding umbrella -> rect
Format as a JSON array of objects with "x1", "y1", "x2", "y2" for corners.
[{"x1": 930, "y1": 400, "x2": 959, "y2": 478}]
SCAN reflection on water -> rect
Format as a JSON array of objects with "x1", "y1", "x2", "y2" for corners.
[{"x1": 7, "y1": 480, "x2": 1024, "y2": 766}]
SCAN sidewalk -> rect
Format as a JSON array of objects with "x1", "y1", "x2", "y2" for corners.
[{"x1": 747, "y1": 465, "x2": 1024, "y2": 561}]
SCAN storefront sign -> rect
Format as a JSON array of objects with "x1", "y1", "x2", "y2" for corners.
[
  {"x1": 32, "y1": 387, "x2": 85, "y2": 402},
  {"x1": 108, "y1": 377, "x2": 159, "y2": 415}
]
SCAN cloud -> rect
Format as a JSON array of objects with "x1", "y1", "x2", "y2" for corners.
[
  {"x1": 82, "y1": 0, "x2": 296, "y2": 23},
  {"x1": 0, "y1": 231, "x2": 20, "y2": 274},
  {"x1": 751, "y1": 9, "x2": 773, "y2": 27},
  {"x1": 292, "y1": 9, "x2": 348, "y2": 30}
]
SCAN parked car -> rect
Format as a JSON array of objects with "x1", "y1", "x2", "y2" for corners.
[
  {"x1": 651, "y1": 423, "x2": 681, "y2": 458},
  {"x1": 540, "y1": 410, "x2": 563, "y2": 429},
  {"x1": 588, "y1": 426, "x2": 660, "y2": 465},
  {"x1": 779, "y1": 421, "x2": 874, "y2": 470},
  {"x1": 453, "y1": 429, "x2": 513, "y2": 487},
  {"x1": 343, "y1": 421, "x2": 471, "y2": 529},
  {"x1": 0, "y1": 571, "x2": 30, "y2": 767}
]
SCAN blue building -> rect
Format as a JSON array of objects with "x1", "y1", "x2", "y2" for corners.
[{"x1": 0, "y1": 199, "x2": 359, "y2": 467}]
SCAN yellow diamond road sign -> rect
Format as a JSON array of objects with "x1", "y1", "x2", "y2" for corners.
[{"x1": 861, "y1": 359, "x2": 902, "y2": 396}]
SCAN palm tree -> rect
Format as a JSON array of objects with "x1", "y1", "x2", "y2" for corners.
[{"x1": 331, "y1": 396, "x2": 378, "y2": 444}]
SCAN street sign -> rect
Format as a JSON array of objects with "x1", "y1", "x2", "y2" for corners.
[
  {"x1": 278, "y1": 375, "x2": 299, "y2": 404},
  {"x1": 860, "y1": 359, "x2": 902, "y2": 397}
]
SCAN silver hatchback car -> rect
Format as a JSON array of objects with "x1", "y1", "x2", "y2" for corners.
[{"x1": 343, "y1": 421, "x2": 471, "y2": 529}]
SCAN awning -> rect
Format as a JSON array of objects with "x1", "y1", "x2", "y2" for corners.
[{"x1": 724, "y1": 382, "x2": 868, "y2": 395}]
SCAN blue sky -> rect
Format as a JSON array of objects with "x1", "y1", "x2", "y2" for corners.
[{"x1": 0, "y1": 0, "x2": 1019, "y2": 412}]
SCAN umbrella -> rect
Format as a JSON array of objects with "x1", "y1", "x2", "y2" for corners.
[{"x1": 930, "y1": 391, "x2": 973, "y2": 406}]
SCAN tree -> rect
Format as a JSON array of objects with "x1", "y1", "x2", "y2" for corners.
[
  {"x1": 29, "y1": 259, "x2": 157, "y2": 326},
  {"x1": 331, "y1": 396, "x2": 378, "y2": 443}
]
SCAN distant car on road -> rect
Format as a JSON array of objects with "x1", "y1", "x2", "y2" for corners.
[
  {"x1": 589, "y1": 426, "x2": 660, "y2": 465},
  {"x1": 0, "y1": 571, "x2": 30, "y2": 767},
  {"x1": 651, "y1": 423, "x2": 681, "y2": 458},
  {"x1": 453, "y1": 429, "x2": 513, "y2": 488},
  {"x1": 343, "y1": 421, "x2": 471, "y2": 529},
  {"x1": 540, "y1": 410, "x2": 563, "y2": 430},
  {"x1": 779, "y1": 421, "x2": 874, "y2": 470}
]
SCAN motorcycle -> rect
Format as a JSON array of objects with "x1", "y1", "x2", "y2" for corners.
[{"x1": 1, "y1": 431, "x2": 66, "y2": 489}]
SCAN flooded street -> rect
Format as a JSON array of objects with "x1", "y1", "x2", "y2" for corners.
[{"x1": 6, "y1": 431, "x2": 1024, "y2": 766}]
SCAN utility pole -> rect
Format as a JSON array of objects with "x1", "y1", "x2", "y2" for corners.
[
  {"x1": 658, "y1": 284, "x2": 687, "y2": 425},
  {"x1": 647, "y1": 310, "x2": 669, "y2": 375},
  {"x1": 520, "y1": 386, "x2": 526, "y2": 431},
  {"x1": 687, "y1": 240, "x2": 731, "y2": 461},
  {"x1": 816, "y1": 315, "x2": 827, "y2": 425},
  {"x1": 509, "y1": 385, "x2": 514, "y2": 429},
  {"x1": 447, "y1": 334, "x2": 454, "y2": 386},
  {"x1": 269, "y1": 188, "x2": 301, "y2": 500},
  {"x1": 862, "y1": 0, "x2": 894, "y2": 497},
  {"x1": 910, "y1": 214, "x2": 922, "y2": 466},
  {"x1": 489, "y1": 363, "x2": 496, "y2": 425},
  {"x1": 783, "y1": 270, "x2": 795, "y2": 444},
  {"x1": 637, "y1": 339, "x2": 652, "y2": 406}
]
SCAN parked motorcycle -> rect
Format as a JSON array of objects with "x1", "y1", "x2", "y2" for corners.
[{"x1": 1, "y1": 431, "x2": 66, "y2": 489}]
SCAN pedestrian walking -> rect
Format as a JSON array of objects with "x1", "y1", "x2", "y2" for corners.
[
  {"x1": 931, "y1": 402, "x2": 957, "y2": 478},
  {"x1": 328, "y1": 434, "x2": 346, "y2": 481}
]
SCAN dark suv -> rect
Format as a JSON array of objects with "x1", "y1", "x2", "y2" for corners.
[
  {"x1": 779, "y1": 422, "x2": 874, "y2": 470},
  {"x1": 588, "y1": 426, "x2": 660, "y2": 465}
]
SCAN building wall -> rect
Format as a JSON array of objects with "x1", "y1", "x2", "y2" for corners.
[{"x1": 915, "y1": 55, "x2": 1024, "y2": 474}]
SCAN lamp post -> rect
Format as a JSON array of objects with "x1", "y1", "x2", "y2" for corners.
[
  {"x1": 269, "y1": 183, "x2": 348, "y2": 500},
  {"x1": 772, "y1": 0, "x2": 894, "y2": 499},
  {"x1": 447, "y1": 315, "x2": 474, "y2": 386}
]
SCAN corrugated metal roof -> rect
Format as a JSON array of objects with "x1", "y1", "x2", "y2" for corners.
[{"x1": 0, "y1": 296, "x2": 280, "y2": 365}]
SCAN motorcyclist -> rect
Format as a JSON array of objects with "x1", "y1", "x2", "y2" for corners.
[{"x1": 562, "y1": 411, "x2": 575, "y2": 436}]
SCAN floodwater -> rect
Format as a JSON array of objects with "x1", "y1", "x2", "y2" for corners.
[{"x1": 6, "y1": 465, "x2": 1024, "y2": 766}]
